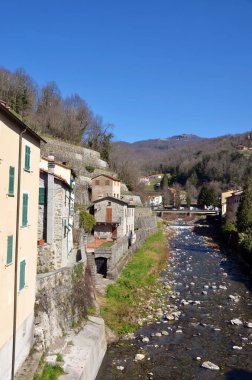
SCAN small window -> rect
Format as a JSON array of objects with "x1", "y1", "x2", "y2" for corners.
[
  {"x1": 19, "y1": 260, "x2": 26, "y2": 290},
  {"x1": 39, "y1": 188, "x2": 45, "y2": 205},
  {"x1": 105, "y1": 180, "x2": 110, "y2": 186},
  {"x1": 8, "y1": 166, "x2": 15, "y2": 196},
  {"x1": 24, "y1": 145, "x2": 31, "y2": 171},
  {"x1": 7, "y1": 235, "x2": 13, "y2": 265},
  {"x1": 95, "y1": 180, "x2": 100, "y2": 185}
]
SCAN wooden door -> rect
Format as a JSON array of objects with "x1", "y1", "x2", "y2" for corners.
[{"x1": 106, "y1": 207, "x2": 112, "y2": 223}]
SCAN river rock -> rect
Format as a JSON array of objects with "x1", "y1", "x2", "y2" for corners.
[
  {"x1": 142, "y1": 336, "x2": 149, "y2": 343},
  {"x1": 229, "y1": 295, "x2": 240, "y2": 302},
  {"x1": 155, "y1": 332, "x2": 162, "y2": 337},
  {"x1": 202, "y1": 361, "x2": 220, "y2": 370},
  {"x1": 161, "y1": 330, "x2": 169, "y2": 336},
  {"x1": 245, "y1": 322, "x2": 252, "y2": 328},
  {"x1": 135, "y1": 353, "x2": 145, "y2": 361},
  {"x1": 233, "y1": 346, "x2": 242, "y2": 350},
  {"x1": 219, "y1": 285, "x2": 227, "y2": 290},
  {"x1": 202, "y1": 291, "x2": 208, "y2": 295},
  {"x1": 230, "y1": 318, "x2": 243, "y2": 326},
  {"x1": 117, "y1": 366, "x2": 124, "y2": 371}
]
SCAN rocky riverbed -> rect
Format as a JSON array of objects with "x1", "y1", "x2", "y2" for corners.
[{"x1": 96, "y1": 220, "x2": 252, "y2": 380}]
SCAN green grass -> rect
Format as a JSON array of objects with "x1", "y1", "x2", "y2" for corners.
[
  {"x1": 100, "y1": 241, "x2": 114, "y2": 247},
  {"x1": 100, "y1": 225, "x2": 168, "y2": 335},
  {"x1": 33, "y1": 364, "x2": 64, "y2": 380}
]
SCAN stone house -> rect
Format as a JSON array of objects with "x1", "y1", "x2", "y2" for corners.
[
  {"x1": 91, "y1": 174, "x2": 121, "y2": 201},
  {"x1": 0, "y1": 101, "x2": 44, "y2": 379},
  {"x1": 38, "y1": 156, "x2": 76, "y2": 269},
  {"x1": 91, "y1": 196, "x2": 135, "y2": 240}
]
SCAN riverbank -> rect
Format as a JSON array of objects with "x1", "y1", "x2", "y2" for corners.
[
  {"x1": 97, "y1": 220, "x2": 252, "y2": 380},
  {"x1": 99, "y1": 223, "x2": 171, "y2": 337}
]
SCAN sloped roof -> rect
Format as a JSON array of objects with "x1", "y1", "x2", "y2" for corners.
[
  {"x1": 92, "y1": 174, "x2": 120, "y2": 182},
  {"x1": 93, "y1": 195, "x2": 135, "y2": 207},
  {"x1": 0, "y1": 100, "x2": 46, "y2": 143}
]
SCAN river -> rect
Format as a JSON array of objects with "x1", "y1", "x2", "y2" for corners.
[{"x1": 96, "y1": 221, "x2": 252, "y2": 380}]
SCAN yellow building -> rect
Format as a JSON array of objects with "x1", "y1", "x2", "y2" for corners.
[{"x1": 0, "y1": 101, "x2": 44, "y2": 379}]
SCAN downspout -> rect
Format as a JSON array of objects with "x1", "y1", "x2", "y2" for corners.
[{"x1": 11, "y1": 128, "x2": 26, "y2": 380}]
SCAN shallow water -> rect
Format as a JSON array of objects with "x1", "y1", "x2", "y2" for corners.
[{"x1": 96, "y1": 223, "x2": 252, "y2": 380}]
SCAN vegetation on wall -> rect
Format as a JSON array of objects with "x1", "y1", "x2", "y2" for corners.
[{"x1": 79, "y1": 210, "x2": 96, "y2": 233}]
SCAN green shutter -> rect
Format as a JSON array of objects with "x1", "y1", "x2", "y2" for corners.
[
  {"x1": 25, "y1": 145, "x2": 30, "y2": 171},
  {"x1": 7, "y1": 235, "x2": 13, "y2": 264},
  {"x1": 39, "y1": 188, "x2": 45, "y2": 205},
  {"x1": 8, "y1": 166, "x2": 15, "y2": 196},
  {"x1": 19, "y1": 260, "x2": 26, "y2": 290},
  {"x1": 22, "y1": 193, "x2": 28, "y2": 226}
]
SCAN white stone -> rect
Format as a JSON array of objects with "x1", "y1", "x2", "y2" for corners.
[
  {"x1": 176, "y1": 329, "x2": 183, "y2": 334},
  {"x1": 233, "y1": 346, "x2": 242, "y2": 350},
  {"x1": 135, "y1": 353, "x2": 145, "y2": 361},
  {"x1": 245, "y1": 322, "x2": 252, "y2": 328},
  {"x1": 161, "y1": 330, "x2": 169, "y2": 336},
  {"x1": 117, "y1": 366, "x2": 125, "y2": 371},
  {"x1": 155, "y1": 333, "x2": 162, "y2": 337},
  {"x1": 230, "y1": 318, "x2": 243, "y2": 326},
  {"x1": 202, "y1": 361, "x2": 220, "y2": 370},
  {"x1": 142, "y1": 337, "x2": 149, "y2": 343}
]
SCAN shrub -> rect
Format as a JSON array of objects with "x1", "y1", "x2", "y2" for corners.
[{"x1": 79, "y1": 210, "x2": 96, "y2": 233}]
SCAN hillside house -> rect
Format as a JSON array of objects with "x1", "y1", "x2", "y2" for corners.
[
  {"x1": 38, "y1": 156, "x2": 76, "y2": 269},
  {"x1": 0, "y1": 101, "x2": 44, "y2": 379},
  {"x1": 91, "y1": 174, "x2": 121, "y2": 201},
  {"x1": 221, "y1": 190, "x2": 235, "y2": 217},
  {"x1": 91, "y1": 196, "x2": 135, "y2": 240},
  {"x1": 226, "y1": 190, "x2": 243, "y2": 218}
]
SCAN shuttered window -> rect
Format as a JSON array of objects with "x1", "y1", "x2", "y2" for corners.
[
  {"x1": 8, "y1": 166, "x2": 15, "y2": 196},
  {"x1": 22, "y1": 193, "x2": 28, "y2": 227},
  {"x1": 39, "y1": 187, "x2": 45, "y2": 205},
  {"x1": 19, "y1": 260, "x2": 26, "y2": 290},
  {"x1": 24, "y1": 145, "x2": 30, "y2": 171},
  {"x1": 7, "y1": 235, "x2": 13, "y2": 265}
]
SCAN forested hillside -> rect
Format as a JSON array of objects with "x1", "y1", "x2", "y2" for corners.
[
  {"x1": 0, "y1": 67, "x2": 113, "y2": 160},
  {"x1": 111, "y1": 133, "x2": 252, "y2": 192}
]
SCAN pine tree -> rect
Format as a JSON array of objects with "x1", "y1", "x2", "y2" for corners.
[{"x1": 236, "y1": 179, "x2": 252, "y2": 232}]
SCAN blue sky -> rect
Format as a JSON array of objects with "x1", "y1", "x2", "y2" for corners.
[{"x1": 1, "y1": 0, "x2": 252, "y2": 142}]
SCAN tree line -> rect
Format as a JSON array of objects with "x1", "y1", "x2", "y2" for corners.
[{"x1": 0, "y1": 67, "x2": 113, "y2": 160}]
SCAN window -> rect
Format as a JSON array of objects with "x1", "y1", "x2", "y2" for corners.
[
  {"x1": 22, "y1": 193, "x2": 28, "y2": 227},
  {"x1": 105, "y1": 180, "x2": 110, "y2": 186},
  {"x1": 19, "y1": 260, "x2": 26, "y2": 290},
  {"x1": 7, "y1": 235, "x2": 13, "y2": 265},
  {"x1": 39, "y1": 188, "x2": 45, "y2": 205},
  {"x1": 8, "y1": 166, "x2": 15, "y2": 196},
  {"x1": 24, "y1": 145, "x2": 30, "y2": 171},
  {"x1": 95, "y1": 180, "x2": 100, "y2": 185}
]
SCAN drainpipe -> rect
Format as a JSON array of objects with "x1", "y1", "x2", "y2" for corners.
[{"x1": 11, "y1": 128, "x2": 27, "y2": 380}]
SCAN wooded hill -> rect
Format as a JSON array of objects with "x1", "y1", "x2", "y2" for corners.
[{"x1": 111, "y1": 132, "x2": 252, "y2": 192}]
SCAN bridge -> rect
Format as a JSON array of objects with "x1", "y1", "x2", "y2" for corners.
[{"x1": 152, "y1": 208, "x2": 218, "y2": 216}]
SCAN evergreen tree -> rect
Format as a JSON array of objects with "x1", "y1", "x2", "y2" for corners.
[{"x1": 236, "y1": 179, "x2": 252, "y2": 232}]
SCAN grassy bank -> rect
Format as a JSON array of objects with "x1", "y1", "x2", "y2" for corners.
[{"x1": 100, "y1": 224, "x2": 169, "y2": 336}]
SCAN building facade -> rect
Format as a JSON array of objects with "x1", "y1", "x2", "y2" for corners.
[
  {"x1": 91, "y1": 174, "x2": 121, "y2": 201},
  {"x1": 92, "y1": 196, "x2": 135, "y2": 240},
  {"x1": 38, "y1": 156, "x2": 75, "y2": 269},
  {"x1": 0, "y1": 101, "x2": 44, "y2": 379}
]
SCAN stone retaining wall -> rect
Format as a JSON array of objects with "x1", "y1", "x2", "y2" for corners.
[{"x1": 34, "y1": 261, "x2": 94, "y2": 350}]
